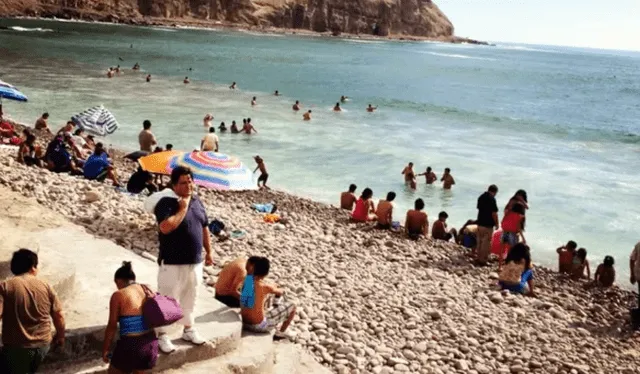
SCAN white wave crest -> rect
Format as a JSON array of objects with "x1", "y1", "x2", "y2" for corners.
[{"x1": 9, "y1": 26, "x2": 54, "y2": 32}]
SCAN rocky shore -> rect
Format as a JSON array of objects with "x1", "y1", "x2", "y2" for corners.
[{"x1": 0, "y1": 130, "x2": 639, "y2": 373}]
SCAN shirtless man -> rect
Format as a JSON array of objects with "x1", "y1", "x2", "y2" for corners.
[
  {"x1": 333, "y1": 103, "x2": 342, "y2": 112},
  {"x1": 253, "y1": 156, "x2": 268, "y2": 189},
  {"x1": 138, "y1": 120, "x2": 157, "y2": 152},
  {"x1": 340, "y1": 95, "x2": 349, "y2": 103},
  {"x1": 274, "y1": 90, "x2": 280, "y2": 96},
  {"x1": 292, "y1": 101, "x2": 301, "y2": 111},
  {"x1": 107, "y1": 69, "x2": 114, "y2": 78},
  {"x1": 340, "y1": 184, "x2": 357, "y2": 210},
  {"x1": 201, "y1": 127, "x2": 219, "y2": 152},
  {"x1": 183, "y1": 77, "x2": 190, "y2": 84},
  {"x1": 441, "y1": 168, "x2": 455, "y2": 190},
  {"x1": 366, "y1": 104, "x2": 377, "y2": 112},
  {"x1": 230, "y1": 121, "x2": 240, "y2": 134},
  {"x1": 303, "y1": 110, "x2": 312, "y2": 121},
  {"x1": 375, "y1": 191, "x2": 396, "y2": 230},
  {"x1": 146, "y1": 74, "x2": 151, "y2": 82},
  {"x1": 35, "y1": 112, "x2": 51, "y2": 133},
  {"x1": 243, "y1": 118, "x2": 257, "y2": 134},
  {"x1": 230, "y1": 82, "x2": 237, "y2": 89},
  {"x1": 432, "y1": 211, "x2": 458, "y2": 242},
  {"x1": 401, "y1": 162, "x2": 416, "y2": 187},
  {"x1": 214, "y1": 256, "x2": 261, "y2": 307},
  {"x1": 251, "y1": 97, "x2": 257, "y2": 106},
  {"x1": 417, "y1": 166, "x2": 437, "y2": 184},
  {"x1": 405, "y1": 198, "x2": 428, "y2": 240}
]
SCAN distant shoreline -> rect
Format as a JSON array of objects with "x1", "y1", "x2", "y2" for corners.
[{"x1": 7, "y1": 15, "x2": 493, "y2": 46}]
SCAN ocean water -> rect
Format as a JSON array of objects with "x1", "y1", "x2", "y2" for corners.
[{"x1": 1, "y1": 19, "x2": 640, "y2": 282}]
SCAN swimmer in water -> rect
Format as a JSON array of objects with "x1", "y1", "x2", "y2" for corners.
[
  {"x1": 292, "y1": 100, "x2": 301, "y2": 111},
  {"x1": 417, "y1": 167, "x2": 437, "y2": 185},
  {"x1": 366, "y1": 104, "x2": 378, "y2": 112},
  {"x1": 402, "y1": 162, "x2": 416, "y2": 189},
  {"x1": 274, "y1": 90, "x2": 280, "y2": 96},
  {"x1": 340, "y1": 95, "x2": 349, "y2": 103},
  {"x1": 242, "y1": 118, "x2": 258, "y2": 134},
  {"x1": 333, "y1": 103, "x2": 342, "y2": 112},
  {"x1": 203, "y1": 114, "x2": 213, "y2": 129},
  {"x1": 303, "y1": 110, "x2": 312, "y2": 121},
  {"x1": 251, "y1": 96, "x2": 257, "y2": 106},
  {"x1": 184, "y1": 77, "x2": 190, "y2": 84},
  {"x1": 115, "y1": 65, "x2": 121, "y2": 74},
  {"x1": 219, "y1": 122, "x2": 227, "y2": 132},
  {"x1": 132, "y1": 62, "x2": 140, "y2": 70},
  {"x1": 230, "y1": 82, "x2": 237, "y2": 89},
  {"x1": 230, "y1": 121, "x2": 240, "y2": 134},
  {"x1": 107, "y1": 68, "x2": 114, "y2": 78},
  {"x1": 146, "y1": 74, "x2": 151, "y2": 82}
]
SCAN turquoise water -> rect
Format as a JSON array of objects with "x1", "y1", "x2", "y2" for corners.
[{"x1": 1, "y1": 19, "x2": 640, "y2": 281}]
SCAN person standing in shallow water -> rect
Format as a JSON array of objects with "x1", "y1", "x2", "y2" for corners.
[
  {"x1": 102, "y1": 262, "x2": 158, "y2": 373},
  {"x1": 292, "y1": 101, "x2": 301, "y2": 111},
  {"x1": 441, "y1": 168, "x2": 455, "y2": 189},
  {"x1": 138, "y1": 120, "x2": 157, "y2": 153},
  {"x1": 303, "y1": 110, "x2": 312, "y2": 121},
  {"x1": 340, "y1": 184, "x2": 357, "y2": 211},
  {"x1": 417, "y1": 166, "x2": 437, "y2": 184},
  {"x1": 401, "y1": 162, "x2": 416, "y2": 188}
]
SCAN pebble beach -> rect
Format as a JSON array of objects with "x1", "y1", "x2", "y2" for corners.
[{"x1": 1, "y1": 123, "x2": 640, "y2": 374}]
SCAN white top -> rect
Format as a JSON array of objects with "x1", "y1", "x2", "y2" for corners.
[{"x1": 201, "y1": 133, "x2": 219, "y2": 151}]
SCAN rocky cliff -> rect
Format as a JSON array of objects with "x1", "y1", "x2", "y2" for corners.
[{"x1": 0, "y1": 0, "x2": 454, "y2": 38}]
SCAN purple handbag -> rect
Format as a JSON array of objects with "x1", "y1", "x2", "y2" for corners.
[{"x1": 141, "y1": 285, "x2": 184, "y2": 328}]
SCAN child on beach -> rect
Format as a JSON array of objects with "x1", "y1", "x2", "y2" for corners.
[
  {"x1": 594, "y1": 256, "x2": 615, "y2": 287},
  {"x1": 351, "y1": 188, "x2": 377, "y2": 223},
  {"x1": 441, "y1": 168, "x2": 455, "y2": 189},
  {"x1": 556, "y1": 240, "x2": 578, "y2": 274},
  {"x1": 500, "y1": 203, "x2": 526, "y2": 269},
  {"x1": 241, "y1": 257, "x2": 296, "y2": 341},
  {"x1": 253, "y1": 156, "x2": 269, "y2": 189},
  {"x1": 498, "y1": 243, "x2": 535, "y2": 296},
  {"x1": 571, "y1": 248, "x2": 591, "y2": 280}
]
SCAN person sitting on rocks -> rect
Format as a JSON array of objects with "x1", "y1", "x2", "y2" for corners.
[
  {"x1": 556, "y1": 240, "x2": 577, "y2": 274},
  {"x1": 594, "y1": 256, "x2": 615, "y2": 288},
  {"x1": 83, "y1": 143, "x2": 121, "y2": 187},
  {"x1": 340, "y1": 184, "x2": 357, "y2": 211},
  {"x1": 375, "y1": 191, "x2": 396, "y2": 230},
  {"x1": 571, "y1": 248, "x2": 590, "y2": 280},
  {"x1": 214, "y1": 256, "x2": 261, "y2": 308},
  {"x1": 405, "y1": 198, "x2": 428, "y2": 240},
  {"x1": 35, "y1": 112, "x2": 51, "y2": 133},
  {"x1": 0, "y1": 249, "x2": 65, "y2": 374},
  {"x1": 351, "y1": 187, "x2": 377, "y2": 222},
  {"x1": 458, "y1": 220, "x2": 478, "y2": 248},
  {"x1": 127, "y1": 167, "x2": 158, "y2": 195},
  {"x1": 17, "y1": 133, "x2": 43, "y2": 167},
  {"x1": 498, "y1": 243, "x2": 535, "y2": 296},
  {"x1": 241, "y1": 257, "x2": 296, "y2": 341},
  {"x1": 432, "y1": 211, "x2": 458, "y2": 242},
  {"x1": 102, "y1": 262, "x2": 158, "y2": 373},
  {"x1": 44, "y1": 134, "x2": 82, "y2": 175}
]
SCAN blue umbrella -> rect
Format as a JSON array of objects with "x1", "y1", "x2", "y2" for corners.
[{"x1": 0, "y1": 79, "x2": 28, "y2": 104}]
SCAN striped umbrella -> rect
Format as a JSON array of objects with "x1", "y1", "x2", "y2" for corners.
[
  {"x1": 71, "y1": 105, "x2": 119, "y2": 137},
  {"x1": 0, "y1": 79, "x2": 28, "y2": 105},
  {"x1": 167, "y1": 151, "x2": 256, "y2": 191}
]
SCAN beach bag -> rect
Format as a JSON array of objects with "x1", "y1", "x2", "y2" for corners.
[
  {"x1": 141, "y1": 284, "x2": 183, "y2": 328},
  {"x1": 631, "y1": 308, "x2": 640, "y2": 331}
]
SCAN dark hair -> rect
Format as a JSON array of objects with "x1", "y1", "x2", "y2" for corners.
[
  {"x1": 26, "y1": 133, "x2": 36, "y2": 145},
  {"x1": 153, "y1": 146, "x2": 164, "y2": 152},
  {"x1": 386, "y1": 191, "x2": 396, "y2": 201},
  {"x1": 603, "y1": 256, "x2": 614, "y2": 267},
  {"x1": 414, "y1": 198, "x2": 425, "y2": 210},
  {"x1": 143, "y1": 120, "x2": 152, "y2": 130},
  {"x1": 445, "y1": 167, "x2": 451, "y2": 173},
  {"x1": 42, "y1": 112, "x2": 49, "y2": 118},
  {"x1": 11, "y1": 249, "x2": 38, "y2": 275},
  {"x1": 336, "y1": 102, "x2": 340, "y2": 106},
  {"x1": 209, "y1": 127, "x2": 215, "y2": 133},
  {"x1": 253, "y1": 257, "x2": 270, "y2": 277},
  {"x1": 512, "y1": 203, "x2": 526, "y2": 215},
  {"x1": 505, "y1": 243, "x2": 531, "y2": 269},
  {"x1": 361, "y1": 188, "x2": 373, "y2": 200},
  {"x1": 488, "y1": 184, "x2": 498, "y2": 193},
  {"x1": 427, "y1": 167, "x2": 432, "y2": 172},
  {"x1": 220, "y1": 122, "x2": 225, "y2": 126},
  {"x1": 66, "y1": 120, "x2": 75, "y2": 126},
  {"x1": 408, "y1": 162, "x2": 413, "y2": 166},
  {"x1": 247, "y1": 118, "x2": 252, "y2": 123},
  {"x1": 576, "y1": 248, "x2": 587, "y2": 261},
  {"x1": 243, "y1": 119, "x2": 247, "y2": 124},
  {"x1": 170, "y1": 166, "x2": 193, "y2": 185},
  {"x1": 248, "y1": 256, "x2": 261, "y2": 266},
  {"x1": 252, "y1": 97, "x2": 256, "y2": 100},
  {"x1": 514, "y1": 189, "x2": 528, "y2": 203},
  {"x1": 348, "y1": 184, "x2": 357, "y2": 193},
  {"x1": 166, "y1": 144, "x2": 173, "y2": 150},
  {"x1": 114, "y1": 261, "x2": 136, "y2": 281},
  {"x1": 566, "y1": 240, "x2": 578, "y2": 250},
  {"x1": 308, "y1": 110, "x2": 312, "y2": 113},
  {"x1": 295, "y1": 100, "x2": 299, "y2": 104},
  {"x1": 439, "y1": 211, "x2": 448, "y2": 219},
  {"x1": 232, "y1": 121, "x2": 236, "y2": 125},
  {"x1": 74, "y1": 129, "x2": 83, "y2": 136}
]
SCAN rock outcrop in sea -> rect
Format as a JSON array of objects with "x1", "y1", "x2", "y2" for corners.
[{"x1": 0, "y1": 0, "x2": 454, "y2": 38}]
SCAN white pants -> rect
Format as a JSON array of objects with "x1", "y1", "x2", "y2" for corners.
[{"x1": 157, "y1": 262, "x2": 203, "y2": 332}]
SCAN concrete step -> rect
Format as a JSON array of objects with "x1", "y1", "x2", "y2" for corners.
[{"x1": 272, "y1": 343, "x2": 332, "y2": 374}]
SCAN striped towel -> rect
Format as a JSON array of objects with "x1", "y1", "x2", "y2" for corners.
[{"x1": 71, "y1": 105, "x2": 119, "y2": 137}]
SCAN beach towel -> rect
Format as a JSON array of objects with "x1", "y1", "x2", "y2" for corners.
[
  {"x1": 252, "y1": 203, "x2": 276, "y2": 213},
  {"x1": 144, "y1": 189, "x2": 178, "y2": 214},
  {"x1": 240, "y1": 275, "x2": 255, "y2": 308}
]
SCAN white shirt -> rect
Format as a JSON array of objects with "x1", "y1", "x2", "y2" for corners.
[{"x1": 201, "y1": 133, "x2": 219, "y2": 151}]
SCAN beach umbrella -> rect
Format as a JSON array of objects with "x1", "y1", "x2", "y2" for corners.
[
  {"x1": 167, "y1": 151, "x2": 256, "y2": 191},
  {"x1": 0, "y1": 79, "x2": 28, "y2": 109},
  {"x1": 137, "y1": 151, "x2": 182, "y2": 174},
  {"x1": 71, "y1": 105, "x2": 119, "y2": 137}
]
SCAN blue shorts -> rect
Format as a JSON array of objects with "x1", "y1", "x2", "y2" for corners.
[
  {"x1": 499, "y1": 269, "x2": 534, "y2": 293},
  {"x1": 501, "y1": 232, "x2": 518, "y2": 246}
]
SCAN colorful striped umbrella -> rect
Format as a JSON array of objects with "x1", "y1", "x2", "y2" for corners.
[
  {"x1": 138, "y1": 151, "x2": 182, "y2": 174},
  {"x1": 167, "y1": 151, "x2": 256, "y2": 191}
]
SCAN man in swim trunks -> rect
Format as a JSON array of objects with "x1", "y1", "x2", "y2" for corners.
[
  {"x1": 333, "y1": 103, "x2": 342, "y2": 112},
  {"x1": 417, "y1": 166, "x2": 437, "y2": 184},
  {"x1": 405, "y1": 198, "x2": 428, "y2": 240},
  {"x1": 254, "y1": 156, "x2": 268, "y2": 189},
  {"x1": 432, "y1": 211, "x2": 458, "y2": 242},
  {"x1": 340, "y1": 184, "x2": 357, "y2": 210},
  {"x1": 401, "y1": 162, "x2": 416, "y2": 185},
  {"x1": 292, "y1": 101, "x2": 301, "y2": 111},
  {"x1": 214, "y1": 256, "x2": 260, "y2": 308},
  {"x1": 441, "y1": 168, "x2": 455, "y2": 189},
  {"x1": 375, "y1": 191, "x2": 396, "y2": 230},
  {"x1": 366, "y1": 104, "x2": 377, "y2": 112},
  {"x1": 35, "y1": 112, "x2": 51, "y2": 133},
  {"x1": 303, "y1": 110, "x2": 312, "y2": 121},
  {"x1": 138, "y1": 120, "x2": 157, "y2": 152}
]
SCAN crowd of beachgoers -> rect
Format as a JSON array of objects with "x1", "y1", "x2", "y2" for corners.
[{"x1": 1, "y1": 64, "x2": 640, "y2": 374}]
